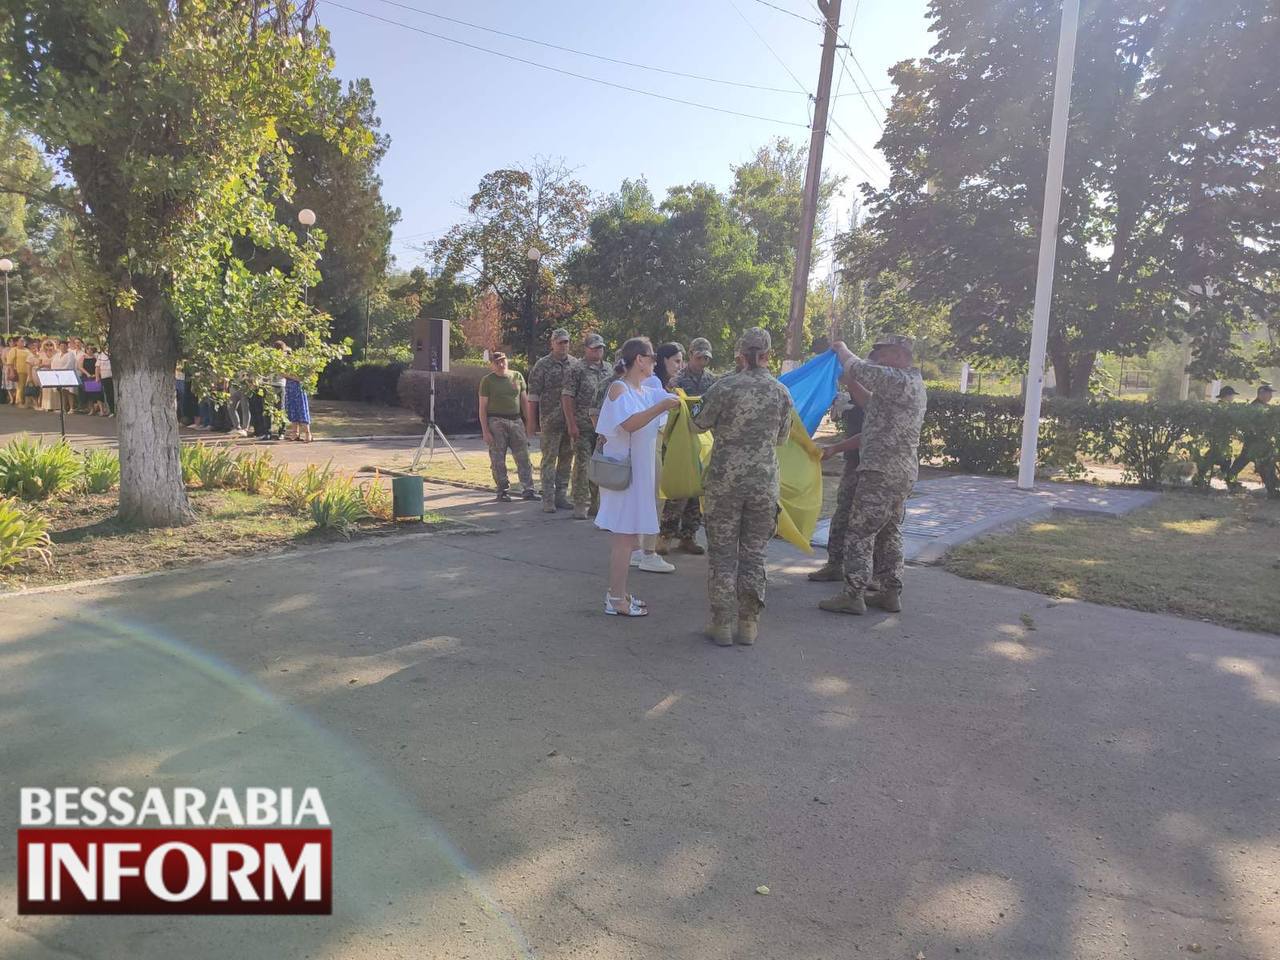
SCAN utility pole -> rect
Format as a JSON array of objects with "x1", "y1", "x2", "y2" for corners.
[{"x1": 785, "y1": 0, "x2": 842, "y2": 367}]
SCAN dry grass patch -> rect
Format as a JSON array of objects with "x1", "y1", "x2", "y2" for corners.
[
  {"x1": 1, "y1": 490, "x2": 449, "y2": 590},
  {"x1": 945, "y1": 493, "x2": 1280, "y2": 634}
]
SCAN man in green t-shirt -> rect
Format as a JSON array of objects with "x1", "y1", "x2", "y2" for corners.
[{"x1": 479, "y1": 352, "x2": 536, "y2": 502}]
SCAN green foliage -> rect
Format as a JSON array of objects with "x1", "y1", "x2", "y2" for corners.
[
  {"x1": 0, "y1": 437, "x2": 82, "y2": 500},
  {"x1": 232, "y1": 450, "x2": 276, "y2": 495},
  {"x1": 860, "y1": 0, "x2": 1280, "y2": 394},
  {"x1": 316, "y1": 360, "x2": 406, "y2": 406},
  {"x1": 0, "y1": 497, "x2": 52, "y2": 571},
  {"x1": 180, "y1": 444, "x2": 237, "y2": 490},
  {"x1": 276, "y1": 462, "x2": 335, "y2": 514},
  {"x1": 81, "y1": 448, "x2": 120, "y2": 494},
  {"x1": 924, "y1": 389, "x2": 1280, "y2": 490},
  {"x1": 433, "y1": 159, "x2": 593, "y2": 359},
  {"x1": 309, "y1": 475, "x2": 367, "y2": 537}
]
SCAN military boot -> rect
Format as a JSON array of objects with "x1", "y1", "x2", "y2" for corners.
[
  {"x1": 736, "y1": 619, "x2": 758, "y2": 645},
  {"x1": 554, "y1": 492, "x2": 573, "y2": 511},
  {"x1": 706, "y1": 622, "x2": 734, "y2": 647},
  {"x1": 571, "y1": 504, "x2": 588, "y2": 520},
  {"x1": 807, "y1": 561, "x2": 844, "y2": 582},
  {"x1": 679, "y1": 537, "x2": 705, "y2": 555},
  {"x1": 818, "y1": 588, "x2": 866, "y2": 615},
  {"x1": 655, "y1": 536, "x2": 672, "y2": 555},
  {"x1": 868, "y1": 587, "x2": 902, "y2": 612}
]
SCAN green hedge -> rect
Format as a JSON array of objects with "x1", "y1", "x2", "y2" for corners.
[
  {"x1": 923, "y1": 390, "x2": 1280, "y2": 492},
  {"x1": 397, "y1": 364, "x2": 492, "y2": 432},
  {"x1": 316, "y1": 360, "x2": 406, "y2": 406}
]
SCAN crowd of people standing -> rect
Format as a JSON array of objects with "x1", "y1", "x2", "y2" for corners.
[
  {"x1": 1, "y1": 335, "x2": 114, "y2": 415},
  {"x1": 479, "y1": 325, "x2": 929, "y2": 644}
]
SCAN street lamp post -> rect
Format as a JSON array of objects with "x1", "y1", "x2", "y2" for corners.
[
  {"x1": 0, "y1": 258, "x2": 12, "y2": 336},
  {"x1": 525, "y1": 246, "x2": 543, "y2": 363},
  {"x1": 297, "y1": 208, "x2": 316, "y2": 306}
]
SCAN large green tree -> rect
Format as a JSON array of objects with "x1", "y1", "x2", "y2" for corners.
[
  {"x1": 861, "y1": 0, "x2": 1280, "y2": 397},
  {"x1": 432, "y1": 158, "x2": 593, "y2": 361},
  {"x1": 567, "y1": 178, "x2": 790, "y2": 356},
  {"x1": 282, "y1": 78, "x2": 399, "y2": 354},
  {"x1": 0, "y1": 1, "x2": 359, "y2": 524}
]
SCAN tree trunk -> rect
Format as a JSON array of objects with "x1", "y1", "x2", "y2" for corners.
[
  {"x1": 1048, "y1": 337, "x2": 1097, "y2": 399},
  {"x1": 111, "y1": 275, "x2": 194, "y2": 527}
]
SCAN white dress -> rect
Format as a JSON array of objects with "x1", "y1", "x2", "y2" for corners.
[{"x1": 593, "y1": 382, "x2": 668, "y2": 535}]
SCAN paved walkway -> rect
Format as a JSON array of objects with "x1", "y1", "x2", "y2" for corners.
[
  {"x1": 1, "y1": 491, "x2": 1275, "y2": 960},
  {"x1": 813, "y1": 474, "x2": 1161, "y2": 563}
]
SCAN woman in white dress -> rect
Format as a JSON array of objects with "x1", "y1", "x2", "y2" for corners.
[{"x1": 594, "y1": 337, "x2": 681, "y2": 617}]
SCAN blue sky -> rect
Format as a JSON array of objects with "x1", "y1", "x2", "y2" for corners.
[{"x1": 318, "y1": 0, "x2": 934, "y2": 267}]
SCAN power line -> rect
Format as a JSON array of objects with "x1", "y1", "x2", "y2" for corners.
[
  {"x1": 829, "y1": 114, "x2": 889, "y2": 179},
  {"x1": 749, "y1": 0, "x2": 823, "y2": 25},
  {"x1": 369, "y1": 0, "x2": 807, "y2": 96},
  {"x1": 808, "y1": 0, "x2": 886, "y2": 127},
  {"x1": 825, "y1": 136, "x2": 877, "y2": 183},
  {"x1": 724, "y1": 0, "x2": 813, "y2": 97},
  {"x1": 323, "y1": 2, "x2": 809, "y2": 129}
]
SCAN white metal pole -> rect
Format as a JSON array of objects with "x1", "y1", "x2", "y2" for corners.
[
  {"x1": 959, "y1": 362, "x2": 971, "y2": 394},
  {"x1": 1017, "y1": 0, "x2": 1081, "y2": 490}
]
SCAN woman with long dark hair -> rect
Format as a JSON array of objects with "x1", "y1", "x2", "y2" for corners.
[{"x1": 593, "y1": 337, "x2": 681, "y2": 616}]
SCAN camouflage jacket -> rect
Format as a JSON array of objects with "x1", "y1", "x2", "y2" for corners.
[
  {"x1": 674, "y1": 367, "x2": 718, "y2": 396},
  {"x1": 562, "y1": 359, "x2": 611, "y2": 423},
  {"x1": 844, "y1": 358, "x2": 927, "y2": 486},
  {"x1": 692, "y1": 367, "x2": 793, "y2": 497},
  {"x1": 527, "y1": 354, "x2": 575, "y2": 418}
]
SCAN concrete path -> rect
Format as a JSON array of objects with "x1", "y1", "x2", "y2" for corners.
[
  {"x1": 813, "y1": 475, "x2": 1162, "y2": 563},
  {"x1": 1, "y1": 492, "x2": 1275, "y2": 960}
]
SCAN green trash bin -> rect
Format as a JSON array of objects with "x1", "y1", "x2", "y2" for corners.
[{"x1": 391, "y1": 475, "x2": 425, "y2": 520}]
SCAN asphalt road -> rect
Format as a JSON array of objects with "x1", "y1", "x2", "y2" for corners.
[{"x1": 1, "y1": 492, "x2": 1276, "y2": 959}]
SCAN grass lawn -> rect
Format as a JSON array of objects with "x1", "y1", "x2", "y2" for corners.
[
  {"x1": 945, "y1": 492, "x2": 1280, "y2": 634},
  {"x1": 2, "y1": 489, "x2": 450, "y2": 590},
  {"x1": 393, "y1": 450, "x2": 544, "y2": 490},
  {"x1": 308, "y1": 400, "x2": 426, "y2": 439}
]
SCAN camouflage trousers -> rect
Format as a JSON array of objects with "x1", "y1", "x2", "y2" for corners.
[
  {"x1": 569, "y1": 419, "x2": 599, "y2": 511},
  {"x1": 486, "y1": 417, "x2": 533, "y2": 493},
  {"x1": 841, "y1": 469, "x2": 909, "y2": 592},
  {"x1": 659, "y1": 497, "x2": 702, "y2": 539},
  {"x1": 703, "y1": 489, "x2": 778, "y2": 625},
  {"x1": 538, "y1": 414, "x2": 573, "y2": 504},
  {"x1": 825, "y1": 455, "x2": 860, "y2": 565}
]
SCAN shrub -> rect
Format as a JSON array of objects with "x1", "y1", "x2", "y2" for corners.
[
  {"x1": 310, "y1": 475, "x2": 368, "y2": 538},
  {"x1": 360, "y1": 471, "x2": 392, "y2": 521},
  {"x1": 398, "y1": 363, "x2": 490, "y2": 432},
  {"x1": 276, "y1": 462, "x2": 335, "y2": 513},
  {"x1": 233, "y1": 450, "x2": 277, "y2": 495},
  {"x1": 82, "y1": 448, "x2": 121, "y2": 494},
  {"x1": 182, "y1": 443, "x2": 237, "y2": 490},
  {"x1": 0, "y1": 437, "x2": 82, "y2": 500},
  {"x1": 0, "y1": 497, "x2": 53, "y2": 570},
  {"x1": 923, "y1": 389, "x2": 1280, "y2": 490},
  {"x1": 316, "y1": 360, "x2": 406, "y2": 406}
]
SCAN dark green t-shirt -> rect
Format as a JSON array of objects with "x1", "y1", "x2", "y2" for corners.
[{"x1": 479, "y1": 371, "x2": 526, "y2": 418}]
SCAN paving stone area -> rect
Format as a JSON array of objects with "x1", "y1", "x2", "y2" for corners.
[{"x1": 813, "y1": 474, "x2": 1161, "y2": 563}]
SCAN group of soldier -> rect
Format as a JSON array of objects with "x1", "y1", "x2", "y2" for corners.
[{"x1": 477, "y1": 325, "x2": 929, "y2": 644}]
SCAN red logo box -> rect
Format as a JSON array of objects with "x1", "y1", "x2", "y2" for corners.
[{"x1": 18, "y1": 828, "x2": 332, "y2": 915}]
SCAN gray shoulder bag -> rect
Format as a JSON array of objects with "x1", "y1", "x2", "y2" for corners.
[{"x1": 588, "y1": 435, "x2": 632, "y2": 491}]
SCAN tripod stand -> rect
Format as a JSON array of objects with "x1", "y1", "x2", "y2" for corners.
[{"x1": 411, "y1": 370, "x2": 465, "y2": 471}]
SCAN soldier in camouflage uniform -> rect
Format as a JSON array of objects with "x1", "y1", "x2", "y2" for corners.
[
  {"x1": 659, "y1": 336, "x2": 718, "y2": 553},
  {"x1": 808, "y1": 368, "x2": 869, "y2": 581},
  {"x1": 692, "y1": 328, "x2": 794, "y2": 647},
  {"x1": 819, "y1": 335, "x2": 928, "y2": 616},
  {"x1": 527, "y1": 328, "x2": 576, "y2": 512},
  {"x1": 562, "y1": 333, "x2": 611, "y2": 519}
]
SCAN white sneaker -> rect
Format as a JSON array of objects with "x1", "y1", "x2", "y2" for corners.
[
  {"x1": 638, "y1": 553, "x2": 676, "y2": 574},
  {"x1": 629, "y1": 550, "x2": 644, "y2": 567}
]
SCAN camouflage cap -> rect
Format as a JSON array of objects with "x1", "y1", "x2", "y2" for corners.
[
  {"x1": 1217, "y1": 385, "x2": 1238, "y2": 398},
  {"x1": 584, "y1": 333, "x2": 605, "y2": 349},
  {"x1": 872, "y1": 333, "x2": 914, "y2": 352},
  {"x1": 736, "y1": 327, "x2": 771, "y2": 353},
  {"x1": 550, "y1": 327, "x2": 570, "y2": 342},
  {"x1": 690, "y1": 337, "x2": 713, "y2": 357}
]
